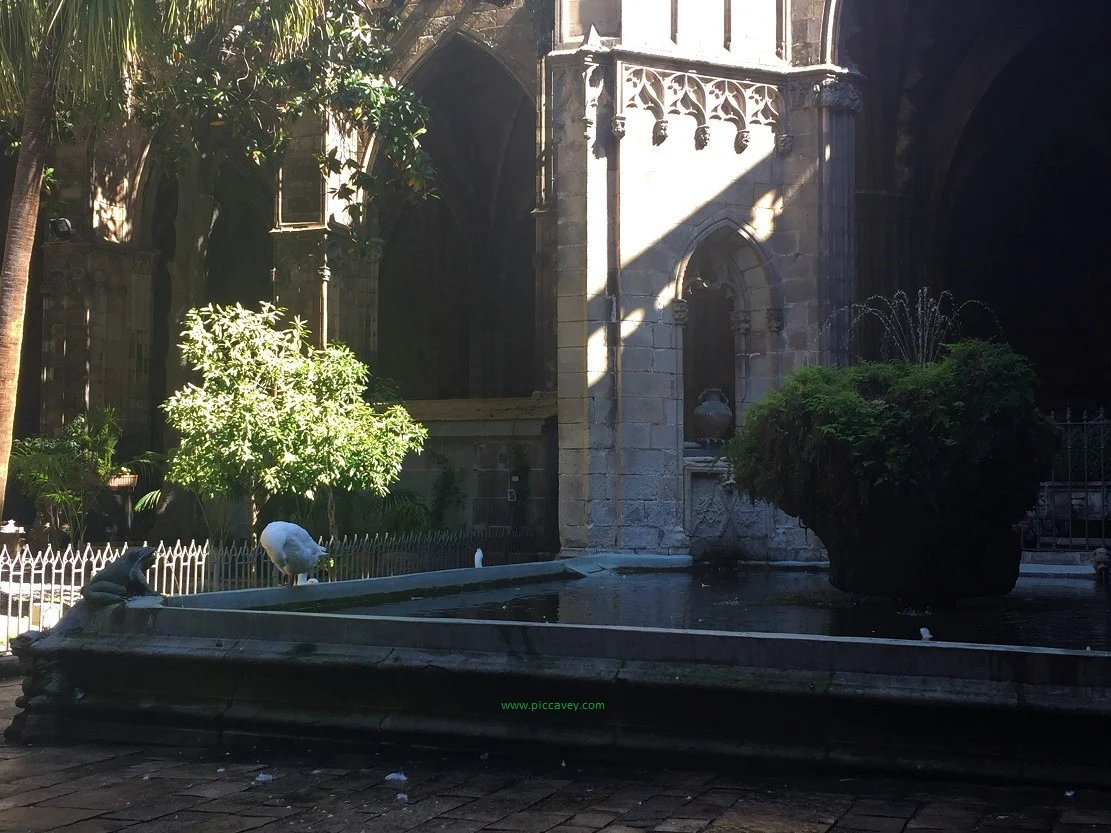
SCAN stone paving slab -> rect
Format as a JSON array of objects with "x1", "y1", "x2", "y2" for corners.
[{"x1": 3, "y1": 683, "x2": 1111, "y2": 833}]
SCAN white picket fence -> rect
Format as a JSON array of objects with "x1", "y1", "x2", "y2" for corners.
[{"x1": 0, "y1": 528, "x2": 544, "y2": 653}]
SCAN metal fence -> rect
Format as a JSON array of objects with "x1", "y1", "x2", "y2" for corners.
[
  {"x1": 1022, "y1": 410, "x2": 1111, "y2": 550},
  {"x1": 0, "y1": 527, "x2": 546, "y2": 653}
]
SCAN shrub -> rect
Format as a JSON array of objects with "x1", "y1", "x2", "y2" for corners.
[{"x1": 724, "y1": 340, "x2": 1060, "y2": 602}]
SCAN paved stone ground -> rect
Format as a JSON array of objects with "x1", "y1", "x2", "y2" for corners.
[{"x1": 2, "y1": 682, "x2": 1111, "y2": 833}]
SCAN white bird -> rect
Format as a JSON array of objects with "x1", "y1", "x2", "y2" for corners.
[
  {"x1": 259, "y1": 521, "x2": 327, "y2": 587},
  {"x1": 474, "y1": 547, "x2": 484, "y2": 568},
  {"x1": 920, "y1": 627, "x2": 933, "y2": 641}
]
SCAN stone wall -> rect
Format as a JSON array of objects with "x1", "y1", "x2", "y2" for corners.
[
  {"x1": 39, "y1": 242, "x2": 155, "y2": 450},
  {"x1": 395, "y1": 395, "x2": 558, "y2": 541}
]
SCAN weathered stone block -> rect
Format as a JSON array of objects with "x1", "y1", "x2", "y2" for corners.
[
  {"x1": 624, "y1": 447, "x2": 665, "y2": 474},
  {"x1": 589, "y1": 499, "x2": 617, "y2": 526},
  {"x1": 620, "y1": 346, "x2": 655, "y2": 372},
  {"x1": 589, "y1": 447, "x2": 616, "y2": 473},
  {"x1": 652, "y1": 322, "x2": 677, "y2": 350},
  {"x1": 620, "y1": 371, "x2": 669, "y2": 399},
  {"x1": 651, "y1": 424, "x2": 681, "y2": 451},
  {"x1": 646, "y1": 499, "x2": 683, "y2": 530},
  {"x1": 621, "y1": 474, "x2": 660, "y2": 502},
  {"x1": 587, "y1": 471, "x2": 616, "y2": 499},
  {"x1": 619, "y1": 422, "x2": 652, "y2": 450},
  {"x1": 557, "y1": 347, "x2": 584, "y2": 375},
  {"x1": 559, "y1": 498, "x2": 587, "y2": 527},
  {"x1": 618, "y1": 525, "x2": 663, "y2": 549},
  {"x1": 559, "y1": 448, "x2": 587, "y2": 477},
  {"x1": 652, "y1": 347, "x2": 678, "y2": 375},
  {"x1": 622, "y1": 500, "x2": 646, "y2": 525},
  {"x1": 557, "y1": 295, "x2": 586, "y2": 323},
  {"x1": 586, "y1": 524, "x2": 618, "y2": 548}
]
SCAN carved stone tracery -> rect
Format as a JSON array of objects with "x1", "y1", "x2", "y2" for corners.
[
  {"x1": 788, "y1": 75, "x2": 863, "y2": 113},
  {"x1": 622, "y1": 66, "x2": 784, "y2": 152},
  {"x1": 552, "y1": 59, "x2": 614, "y2": 145}
]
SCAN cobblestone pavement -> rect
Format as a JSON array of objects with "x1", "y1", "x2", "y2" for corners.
[{"x1": 2, "y1": 682, "x2": 1111, "y2": 833}]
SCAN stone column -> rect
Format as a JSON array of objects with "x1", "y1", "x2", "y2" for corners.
[
  {"x1": 362, "y1": 237, "x2": 383, "y2": 371},
  {"x1": 815, "y1": 75, "x2": 862, "y2": 366},
  {"x1": 533, "y1": 208, "x2": 558, "y2": 392},
  {"x1": 550, "y1": 38, "x2": 620, "y2": 554},
  {"x1": 730, "y1": 310, "x2": 751, "y2": 419},
  {"x1": 270, "y1": 226, "x2": 327, "y2": 348}
]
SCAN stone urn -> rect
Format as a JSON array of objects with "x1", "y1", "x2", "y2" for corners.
[{"x1": 692, "y1": 388, "x2": 733, "y2": 440}]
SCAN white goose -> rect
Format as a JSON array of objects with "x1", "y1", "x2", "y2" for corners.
[{"x1": 260, "y1": 521, "x2": 326, "y2": 587}]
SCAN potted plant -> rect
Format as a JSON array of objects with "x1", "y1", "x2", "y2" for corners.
[{"x1": 723, "y1": 339, "x2": 1060, "y2": 603}]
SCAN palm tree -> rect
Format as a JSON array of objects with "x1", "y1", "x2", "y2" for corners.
[{"x1": 0, "y1": 0, "x2": 321, "y2": 518}]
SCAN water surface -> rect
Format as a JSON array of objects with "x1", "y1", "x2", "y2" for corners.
[{"x1": 322, "y1": 568, "x2": 1111, "y2": 650}]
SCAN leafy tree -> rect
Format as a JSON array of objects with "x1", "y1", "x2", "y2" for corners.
[
  {"x1": 162, "y1": 302, "x2": 427, "y2": 542},
  {"x1": 9, "y1": 406, "x2": 161, "y2": 544},
  {"x1": 132, "y1": 0, "x2": 433, "y2": 394},
  {"x1": 0, "y1": 0, "x2": 323, "y2": 518}
]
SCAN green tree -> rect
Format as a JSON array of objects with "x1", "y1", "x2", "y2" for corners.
[
  {"x1": 132, "y1": 0, "x2": 433, "y2": 396},
  {"x1": 0, "y1": 0, "x2": 323, "y2": 518},
  {"x1": 162, "y1": 302, "x2": 427, "y2": 542}
]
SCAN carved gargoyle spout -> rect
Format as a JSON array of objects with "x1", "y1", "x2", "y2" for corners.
[{"x1": 80, "y1": 546, "x2": 163, "y2": 607}]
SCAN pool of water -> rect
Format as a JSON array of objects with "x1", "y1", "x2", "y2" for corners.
[{"x1": 321, "y1": 568, "x2": 1111, "y2": 650}]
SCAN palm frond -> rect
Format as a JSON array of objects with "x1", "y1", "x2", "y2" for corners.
[
  {"x1": 0, "y1": 0, "x2": 40, "y2": 111},
  {"x1": 267, "y1": 0, "x2": 324, "y2": 58}
]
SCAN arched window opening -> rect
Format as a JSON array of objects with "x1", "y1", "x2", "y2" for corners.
[{"x1": 376, "y1": 36, "x2": 537, "y2": 401}]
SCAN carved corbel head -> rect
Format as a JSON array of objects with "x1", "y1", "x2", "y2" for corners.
[
  {"x1": 734, "y1": 129, "x2": 751, "y2": 154},
  {"x1": 653, "y1": 119, "x2": 669, "y2": 145},
  {"x1": 694, "y1": 124, "x2": 710, "y2": 150}
]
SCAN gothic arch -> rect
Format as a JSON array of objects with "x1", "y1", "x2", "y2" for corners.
[
  {"x1": 670, "y1": 211, "x2": 783, "y2": 309},
  {"x1": 822, "y1": 0, "x2": 843, "y2": 65},
  {"x1": 360, "y1": 29, "x2": 535, "y2": 177},
  {"x1": 673, "y1": 220, "x2": 787, "y2": 444}
]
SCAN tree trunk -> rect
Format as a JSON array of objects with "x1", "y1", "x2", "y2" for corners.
[
  {"x1": 164, "y1": 131, "x2": 223, "y2": 400},
  {"x1": 248, "y1": 491, "x2": 258, "y2": 546},
  {"x1": 0, "y1": 46, "x2": 57, "y2": 519},
  {"x1": 326, "y1": 488, "x2": 337, "y2": 541}
]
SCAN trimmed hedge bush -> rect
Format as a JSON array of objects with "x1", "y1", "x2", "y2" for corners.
[{"x1": 724, "y1": 340, "x2": 1060, "y2": 602}]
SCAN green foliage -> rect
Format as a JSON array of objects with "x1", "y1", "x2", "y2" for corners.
[
  {"x1": 262, "y1": 486, "x2": 430, "y2": 540},
  {"x1": 725, "y1": 340, "x2": 1061, "y2": 554},
  {"x1": 430, "y1": 458, "x2": 467, "y2": 530},
  {"x1": 9, "y1": 406, "x2": 162, "y2": 543},
  {"x1": 162, "y1": 303, "x2": 427, "y2": 533},
  {"x1": 361, "y1": 489, "x2": 431, "y2": 534},
  {"x1": 133, "y1": 0, "x2": 434, "y2": 254}
]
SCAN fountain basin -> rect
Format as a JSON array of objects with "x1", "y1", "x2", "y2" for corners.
[{"x1": 8, "y1": 554, "x2": 1111, "y2": 785}]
